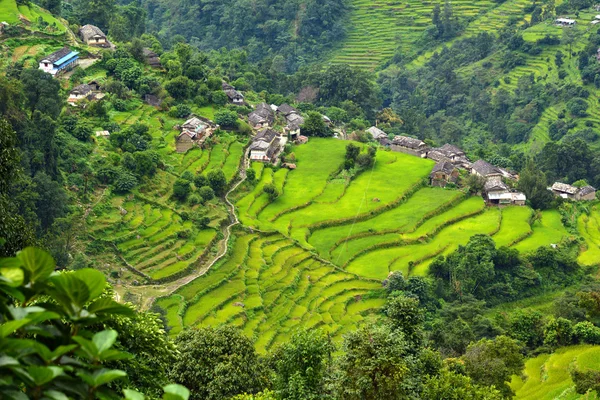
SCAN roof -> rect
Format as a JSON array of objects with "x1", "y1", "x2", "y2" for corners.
[
  {"x1": 579, "y1": 185, "x2": 596, "y2": 196},
  {"x1": 79, "y1": 24, "x2": 106, "y2": 41},
  {"x1": 143, "y1": 48, "x2": 158, "y2": 57},
  {"x1": 222, "y1": 82, "x2": 235, "y2": 90},
  {"x1": 182, "y1": 117, "x2": 205, "y2": 130},
  {"x1": 378, "y1": 137, "x2": 392, "y2": 146},
  {"x1": 488, "y1": 192, "x2": 526, "y2": 201},
  {"x1": 70, "y1": 84, "x2": 92, "y2": 95},
  {"x1": 286, "y1": 113, "x2": 305, "y2": 130},
  {"x1": 266, "y1": 137, "x2": 281, "y2": 158},
  {"x1": 393, "y1": 135, "x2": 426, "y2": 149},
  {"x1": 471, "y1": 160, "x2": 502, "y2": 177},
  {"x1": 556, "y1": 18, "x2": 576, "y2": 23},
  {"x1": 430, "y1": 161, "x2": 456, "y2": 177},
  {"x1": 248, "y1": 102, "x2": 273, "y2": 124},
  {"x1": 484, "y1": 179, "x2": 509, "y2": 192},
  {"x1": 254, "y1": 128, "x2": 278, "y2": 143},
  {"x1": 551, "y1": 182, "x2": 578, "y2": 195},
  {"x1": 177, "y1": 131, "x2": 196, "y2": 140},
  {"x1": 278, "y1": 104, "x2": 297, "y2": 116},
  {"x1": 426, "y1": 150, "x2": 451, "y2": 163},
  {"x1": 438, "y1": 143, "x2": 464, "y2": 156},
  {"x1": 248, "y1": 113, "x2": 268, "y2": 125},
  {"x1": 225, "y1": 89, "x2": 243, "y2": 100},
  {"x1": 41, "y1": 47, "x2": 77, "y2": 64},
  {"x1": 367, "y1": 126, "x2": 387, "y2": 139}
]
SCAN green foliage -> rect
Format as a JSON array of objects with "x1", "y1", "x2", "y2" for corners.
[
  {"x1": 173, "y1": 178, "x2": 191, "y2": 201},
  {"x1": 246, "y1": 168, "x2": 256, "y2": 183},
  {"x1": 113, "y1": 170, "x2": 138, "y2": 193},
  {"x1": 301, "y1": 111, "x2": 332, "y2": 137},
  {"x1": 263, "y1": 183, "x2": 279, "y2": 200},
  {"x1": 169, "y1": 104, "x2": 192, "y2": 118},
  {"x1": 169, "y1": 327, "x2": 269, "y2": 400},
  {"x1": 518, "y1": 162, "x2": 554, "y2": 210},
  {"x1": 198, "y1": 186, "x2": 214, "y2": 202},
  {"x1": 214, "y1": 109, "x2": 239, "y2": 128},
  {"x1": 270, "y1": 329, "x2": 334, "y2": 400},
  {"x1": 463, "y1": 336, "x2": 524, "y2": 398},
  {"x1": 207, "y1": 169, "x2": 227, "y2": 196}
]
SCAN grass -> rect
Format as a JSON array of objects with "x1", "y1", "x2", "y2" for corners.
[
  {"x1": 577, "y1": 206, "x2": 600, "y2": 266},
  {"x1": 511, "y1": 345, "x2": 600, "y2": 400},
  {"x1": 0, "y1": 0, "x2": 66, "y2": 33},
  {"x1": 513, "y1": 210, "x2": 569, "y2": 253},
  {"x1": 493, "y1": 206, "x2": 533, "y2": 247}
]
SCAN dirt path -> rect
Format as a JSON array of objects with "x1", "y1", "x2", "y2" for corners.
[{"x1": 116, "y1": 150, "x2": 250, "y2": 309}]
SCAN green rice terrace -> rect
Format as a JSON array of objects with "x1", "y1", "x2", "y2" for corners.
[
  {"x1": 511, "y1": 345, "x2": 600, "y2": 399},
  {"x1": 330, "y1": 0, "x2": 533, "y2": 70},
  {"x1": 145, "y1": 138, "x2": 600, "y2": 351}
]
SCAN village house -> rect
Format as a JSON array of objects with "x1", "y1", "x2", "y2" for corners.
[
  {"x1": 87, "y1": 80, "x2": 102, "y2": 91},
  {"x1": 79, "y1": 24, "x2": 109, "y2": 47},
  {"x1": 391, "y1": 135, "x2": 429, "y2": 157},
  {"x1": 555, "y1": 18, "x2": 576, "y2": 26},
  {"x1": 68, "y1": 84, "x2": 93, "y2": 104},
  {"x1": 277, "y1": 103, "x2": 298, "y2": 116},
  {"x1": 248, "y1": 102, "x2": 274, "y2": 128},
  {"x1": 286, "y1": 113, "x2": 305, "y2": 138},
  {"x1": 483, "y1": 179, "x2": 526, "y2": 206},
  {"x1": 39, "y1": 47, "x2": 79, "y2": 77},
  {"x1": 143, "y1": 49, "x2": 161, "y2": 68},
  {"x1": 175, "y1": 116, "x2": 214, "y2": 153},
  {"x1": 578, "y1": 185, "x2": 597, "y2": 200},
  {"x1": 221, "y1": 82, "x2": 244, "y2": 105},
  {"x1": 426, "y1": 149, "x2": 451, "y2": 163},
  {"x1": 551, "y1": 182, "x2": 597, "y2": 200},
  {"x1": 470, "y1": 159, "x2": 503, "y2": 180},
  {"x1": 249, "y1": 128, "x2": 282, "y2": 163},
  {"x1": 367, "y1": 126, "x2": 387, "y2": 140},
  {"x1": 430, "y1": 161, "x2": 459, "y2": 187},
  {"x1": 378, "y1": 137, "x2": 392, "y2": 147}
]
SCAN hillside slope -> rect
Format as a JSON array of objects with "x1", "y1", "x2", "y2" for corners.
[{"x1": 0, "y1": 0, "x2": 68, "y2": 34}]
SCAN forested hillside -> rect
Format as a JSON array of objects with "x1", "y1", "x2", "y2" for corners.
[{"x1": 3, "y1": 0, "x2": 600, "y2": 398}]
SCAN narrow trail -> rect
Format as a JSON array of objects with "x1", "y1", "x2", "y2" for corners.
[{"x1": 117, "y1": 150, "x2": 250, "y2": 310}]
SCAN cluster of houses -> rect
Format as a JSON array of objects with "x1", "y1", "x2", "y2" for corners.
[
  {"x1": 370, "y1": 128, "x2": 527, "y2": 206},
  {"x1": 39, "y1": 23, "x2": 161, "y2": 78},
  {"x1": 246, "y1": 103, "x2": 310, "y2": 163}
]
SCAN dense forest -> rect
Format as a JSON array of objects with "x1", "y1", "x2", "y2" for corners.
[{"x1": 3, "y1": 0, "x2": 600, "y2": 398}]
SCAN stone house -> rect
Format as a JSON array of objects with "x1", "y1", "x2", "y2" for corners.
[
  {"x1": 67, "y1": 84, "x2": 93, "y2": 104},
  {"x1": 248, "y1": 102, "x2": 274, "y2": 128},
  {"x1": 551, "y1": 182, "x2": 597, "y2": 200},
  {"x1": 471, "y1": 160, "x2": 503, "y2": 180},
  {"x1": 484, "y1": 179, "x2": 526, "y2": 206},
  {"x1": 366, "y1": 126, "x2": 387, "y2": 140},
  {"x1": 249, "y1": 128, "x2": 281, "y2": 163},
  {"x1": 391, "y1": 135, "x2": 429, "y2": 157},
  {"x1": 143, "y1": 49, "x2": 161, "y2": 68},
  {"x1": 430, "y1": 161, "x2": 459, "y2": 187},
  {"x1": 175, "y1": 116, "x2": 214, "y2": 153},
  {"x1": 79, "y1": 24, "x2": 109, "y2": 47},
  {"x1": 223, "y1": 84, "x2": 244, "y2": 104}
]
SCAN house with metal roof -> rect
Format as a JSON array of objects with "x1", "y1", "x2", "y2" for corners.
[{"x1": 39, "y1": 47, "x2": 79, "y2": 77}]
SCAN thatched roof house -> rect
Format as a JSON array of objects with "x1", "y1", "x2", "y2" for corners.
[{"x1": 79, "y1": 24, "x2": 109, "y2": 47}]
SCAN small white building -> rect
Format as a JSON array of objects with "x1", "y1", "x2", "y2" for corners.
[{"x1": 555, "y1": 18, "x2": 576, "y2": 26}]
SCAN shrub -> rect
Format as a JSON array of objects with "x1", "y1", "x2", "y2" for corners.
[
  {"x1": 199, "y1": 186, "x2": 215, "y2": 202},
  {"x1": 263, "y1": 183, "x2": 279, "y2": 200},
  {"x1": 215, "y1": 109, "x2": 239, "y2": 128},
  {"x1": 173, "y1": 178, "x2": 191, "y2": 200},
  {"x1": 113, "y1": 170, "x2": 138, "y2": 193},
  {"x1": 169, "y1": 104, "x2": 192, "y2": 118}
]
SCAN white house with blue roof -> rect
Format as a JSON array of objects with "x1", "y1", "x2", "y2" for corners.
[{"x1": 39, "y1": 47, "x2": 79, "y2": 76}]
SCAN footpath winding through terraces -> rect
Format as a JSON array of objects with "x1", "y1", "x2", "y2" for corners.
[{"x1": 114, "y1": 150, "x2": 250, "y2": 310}]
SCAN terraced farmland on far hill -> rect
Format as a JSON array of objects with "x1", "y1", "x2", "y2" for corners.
[{"x1": 331, "y1": 0, "x2": 533, "y2": 70}]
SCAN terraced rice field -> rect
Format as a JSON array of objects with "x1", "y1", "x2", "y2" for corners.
[
  {"x1": 331, "y1": 0, "x2": 536, "y2": 70},
  {"x1": 87, "y1": 189, "x2": 219, "y2": 281},
  {"x1": 511, "y1": 345, "x2": 600, "y2": 400},
  {"x1": 235, "y1": 140, "x2": 568, "y2": 283},
  {"x1": 156, "y1": 232, "x2": 385, "y2": 351},
  {"x1": 577, "y1": 206, "x2": 600, "y2": 266}
]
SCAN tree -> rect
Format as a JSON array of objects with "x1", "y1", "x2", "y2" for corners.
[
  {"x1": 567, "y1": 97, "x2": 588, "y2": 117},
  {"x1": 263, "y1": 183, "x2": 279, "y2": 200},
  {"x1": 561, "y1": 28, "x2": 578, "y2": 58},
  {"x1": 517, "y1": 161, "x2": 554, "y2": 210},
  {"x1": 555, "y1": 51, "x2": 564, "y2": 68},
  {"x1": 423, "y1": 369, "x2": 503, "y2": 400},
  {"x1": 301, "y1": 111, "x2": 332, "y2": 137},
  {"x1": 207, "y1": 169, "x2": 227, "y2": 195},
  {"x1": 199, "y1": 186, "x2": 214, "y2": 202},
  {"x1": 173, "y1": 178, "x2": 191, "y2": 201},
  {"x1": 385, "y1": 270, "x2": 406, "y2": 293},
  {"x1": 32, "y1": 172, "x2": 68, "y2": 233},
  {"x1": 463, "y1": 336, "x2": 524, "y2": 398},
  {"x1": 215, "y1": 109, "x2": 239, "y2": 128},
  {"x1": 20, "y1": 68, "x2": 61, "y2": 118},
  {"x1": 345, "y1": 143, "x2": 360, "y2": 162},
  {"x1": 246, "y1": 168, "x2": 256, "y2": 183},
  {"x1": 270, "y1": 330, "x2": 334, "y2": 400},
  {"x1": 0, "y1": 118, "x2": 20, "y2": 194},
  {"x1": 384, "y1": 294, "x2": 424, "y2": 346},
  {"x1": 194, "y1": 174, "x2": 208, "y2": 188},
  {"x1": 113, "y1": 170, "x2": 138, "y2": 193},
  {"x1": 165, "y1": 76, "x2": 191, "y2": 100},
  {"x1": 335, "y1": 325, "x2": 413, "y2": 399},
  {"x1": 169, "y1": 327, "x2": 268, "y2": 400}
]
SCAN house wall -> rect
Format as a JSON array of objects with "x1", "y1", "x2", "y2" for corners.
[
  {"x1": 176, "y1": 136, "x2": 194, "y2": 153},
  {"x1": 250, "y1": 150, "x2": 267, "y2": 161},
  {"x1": 578, "y1": 192, "x2": 596, "y2": 201},
  {"x1": 390, "y1": 145, "x2": 426, "y2": 157},
  {"x1": 39, "y1": 62, "x2": 54, "y2": 74}
]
